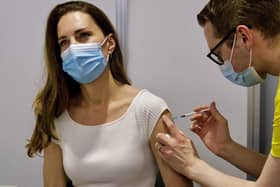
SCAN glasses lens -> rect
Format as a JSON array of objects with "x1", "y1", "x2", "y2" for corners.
[{"x1": 209, "y1": 53, "x2": 224, "y2": 65}]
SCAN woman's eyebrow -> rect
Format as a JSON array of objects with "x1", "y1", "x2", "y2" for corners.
[
  {"x1": 58, "y1": 27, "x2": 90, "y2": 41},
  {"x1": 74, "y1": 27, "x2": 90, "y2": 35}
]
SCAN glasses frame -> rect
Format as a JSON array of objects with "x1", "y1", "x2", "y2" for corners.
[{"x1": 206, "y1": 28, "x2": 236, "y2": 66}]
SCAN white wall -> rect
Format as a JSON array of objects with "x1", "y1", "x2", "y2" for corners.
[
  {"x1": 0, "y1": 1, "x2": 116, "y2": 186},
  {"x1": 127, "y1": 0, "x2": 248, "y2": 185}
]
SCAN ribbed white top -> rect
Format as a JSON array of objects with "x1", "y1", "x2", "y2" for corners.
[{"x1": 54, "y1": 90, "x2": 169, "y2": 187}]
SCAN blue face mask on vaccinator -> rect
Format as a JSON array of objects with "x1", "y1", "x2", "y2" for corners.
[
  {"x1": 220, "y1": 61, "x2": 265, "y2": 87},
  {"x1": 61, "y1": 37, "x2": 109, "y2": 84},
  {"x1": 219, "y1": 34, "x2": 265, "y2": 87}
]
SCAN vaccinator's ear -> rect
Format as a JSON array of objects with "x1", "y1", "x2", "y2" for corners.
[{"x1": 236, "y1": 25, "x2": 254, "y2": 50}]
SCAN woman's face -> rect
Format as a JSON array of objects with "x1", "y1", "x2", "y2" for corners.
[{"x1": 57, "y1": 11, "x2": 107, "y2": 53}]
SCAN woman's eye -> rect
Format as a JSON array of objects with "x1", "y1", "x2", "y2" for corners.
[
  {"x1": 79, "y1": 32, "x2": 91, "y2": 39},
  {"x1": 59, "y1": 40, "x2": 67, "y2": 48}
]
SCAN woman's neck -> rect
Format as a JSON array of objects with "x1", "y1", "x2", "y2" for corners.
[{"x1": 79, "y1": 68, "x2": 123, "y2": 107}]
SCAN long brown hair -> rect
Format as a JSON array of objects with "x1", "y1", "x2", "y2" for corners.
[{"x1": 26, "y1": 1, "x2": 130, "y2": 157}]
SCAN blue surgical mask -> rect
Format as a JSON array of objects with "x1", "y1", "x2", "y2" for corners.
[
  {"x1": 220, "y1": 34, "x2": 265, "y2": 87},
  {"x1": 61, "y1": 37, "x2": 109, "y2": 84}
]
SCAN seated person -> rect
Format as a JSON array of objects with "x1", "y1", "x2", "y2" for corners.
[{"x1": 26, "y1": 1, "x2": 193, "y2": 187}]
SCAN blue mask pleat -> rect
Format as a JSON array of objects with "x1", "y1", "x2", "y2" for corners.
[
  {"x1": 61, "y1": 42, "x2": 107, "y2": 84},
  {"x1": 220, "y1": 61, "x2": 264, "y2": 87}
]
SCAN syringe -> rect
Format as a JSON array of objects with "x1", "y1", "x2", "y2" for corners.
[{"x1": 173, "y1": 109, "x2": 209, "y2": 120}]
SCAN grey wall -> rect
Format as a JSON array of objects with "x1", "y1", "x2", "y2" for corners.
[
  {"x1": 0, "y1": 1, "x2": 116, "y2": 186},
  {"x1": 127, "y1": 1, "x2": 248, "y2": 185},
  {"x1": 260, "y1": 75, "x2": 278, "y2": 154}
]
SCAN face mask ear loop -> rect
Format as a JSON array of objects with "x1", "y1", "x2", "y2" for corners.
[
  {"x1": 249, "y1": 48, "x2": 252, "y2": 67},
  {"x1": 106, "y1": 53, "x2": 111, "y2": 62},
  {"x1": 101, "y1": 33, "x2": 114, "y2": 46},
  {"x1": 100, "y1": 35, "x2": 111, "y2": 62},
  {"x1": 101, "y1": 35, "x2": 110, "y2": 46},
  {"x1": 229, "y1": 33, "x2": 237, "y2": 63}
]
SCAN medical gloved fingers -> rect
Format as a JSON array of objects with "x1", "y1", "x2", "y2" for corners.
[
  {"x1": 209, "y1": 102, "x2": 225, "y2": 121},
  {"x1": 190, "y1": 113, "x2": 210, "y2": 125},
  {"x1": 190, "y1": 124, "x2": 202, "y2": 134},
  {"x1": 162, "y1": 115, "x2": 184, "y2": 139},
  {"x1": 194, "y1": 105, "x2": 210, "y2": 112},
  {"x1": 156, "y1": 132, "x2": 176, "y2": 147}
]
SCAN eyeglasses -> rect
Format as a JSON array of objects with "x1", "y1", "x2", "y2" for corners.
[{"x1": 206, "y1": 28, "x2": 236, "y2": 66}]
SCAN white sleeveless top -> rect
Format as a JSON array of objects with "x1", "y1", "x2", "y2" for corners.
[{"x1": 54, "y1": 90, "x2": 169, "y2": 187}]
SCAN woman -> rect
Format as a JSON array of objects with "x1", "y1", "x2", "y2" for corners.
[{"x1": 26, "y1": 1, "x2": 192, "y2": 187}]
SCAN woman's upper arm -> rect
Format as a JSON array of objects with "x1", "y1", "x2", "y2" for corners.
[
  {"x1": 43, "y1": 142, "x2": 66, "y2": 187},
  {"x1": 150, "y1": 110, "x2": 193, "y2": 187}
]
